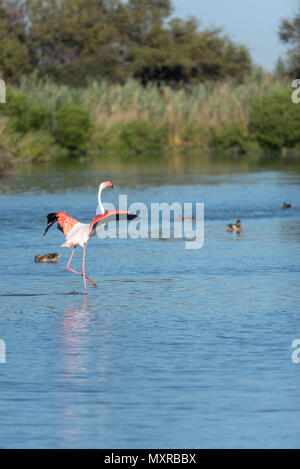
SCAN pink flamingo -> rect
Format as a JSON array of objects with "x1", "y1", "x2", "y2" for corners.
[{"x1": 43, "y1": 181, "x2": 137, "y2": 294}]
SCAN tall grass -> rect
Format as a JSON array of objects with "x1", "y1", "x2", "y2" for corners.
[
  {"x1": 18, "y1": 73, "x2": 288, "y2": 144},
  {"x1": 0, "y1": 72, "x2": 293, "y2": 167}
]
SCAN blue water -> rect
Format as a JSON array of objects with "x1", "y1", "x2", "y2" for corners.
[{"x1": 0, "y1": 164, "x2": 300, "y2": 448}]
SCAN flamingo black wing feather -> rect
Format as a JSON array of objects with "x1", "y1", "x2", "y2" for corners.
[{"x1": 89, "y1": 210, "x2": 138, "y2": 235}]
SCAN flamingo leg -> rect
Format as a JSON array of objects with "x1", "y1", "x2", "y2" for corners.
[
  {"x1": 82, "y1": 246, "x2": 87, "y2": 295},
  {"x1": 66, "y1": 245, "x2": 97, "y2": 288}
]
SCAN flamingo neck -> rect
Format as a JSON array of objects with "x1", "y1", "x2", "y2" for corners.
[{"x1": 98, "y1": 185, "x2": 105, "y2": 214}]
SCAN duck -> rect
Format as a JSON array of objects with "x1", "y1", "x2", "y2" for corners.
[
  {"x1": 178, "y1": 215, "x2": 195, "y2": 222},
  {"x1": 35, "y1": 253, "x2": 61, "y2": 263},
  {"x1": 227, "y1": 219, "x2": 242, "y2": 233},
  {"x1": 283, "y1": 202, "x2": 292, "y2": 209}
]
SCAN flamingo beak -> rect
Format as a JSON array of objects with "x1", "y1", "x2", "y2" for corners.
[
  {"x1": 43, "y1": 213, "x2": 58, "y2": 236},
  {"x1": 43, "y1": 221, "x2": 54, "y2": 236}
]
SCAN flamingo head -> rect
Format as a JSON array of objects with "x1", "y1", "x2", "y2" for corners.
[
  {"x1": 100, "y1": 181, "x2": 113, "y2": 191},
  {"x1": 44, "y1": 213, "x2": 58, "y2": 236}
]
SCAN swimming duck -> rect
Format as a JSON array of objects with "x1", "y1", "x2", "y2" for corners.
[
  {"x1": 35, "y1": 253, "x2": 61, "y2": 263},
  {"x1": 283, "y1": 202, "x2": 292, "y2": 209},
  {"x1": 178, "y1": 215, "x2": 195, "y2": 222},
  {"x1": 227, "y1": 219, "x2": 242, "y2": 233}
]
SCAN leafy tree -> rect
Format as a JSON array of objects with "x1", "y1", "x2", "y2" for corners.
[
  {"x1": 24, "y1": 0, "x2": 123, "y2": 85},
  {"x1": 279, "y1": 8, "x2": 300, "y2": 77},
  {"x1": 119, "y1": 5, "x2": 251, "y2": 85},
  {"x1": 1, "y1": 0, "x2": 253, "y2": 86},
  {"x1": 0, "y1": 1, "x2": 33, "y2": 82}
]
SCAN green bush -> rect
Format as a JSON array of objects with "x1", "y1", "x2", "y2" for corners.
[
  {"x1": 14, "y1": 132, "x2": 59, "y2": 163},
  {"x1": 54, "y1": 103, "x2": 92, "y2": 152},
  {"x1": 28, "y1": 103, "x2": 50, "y2": 130},
  {"x1": 179, "y1": 124, "x2": 208, "y2": 148},
  {"x1": 2, "y1": 89, "x2": 30, "y2": 132},
  {"x1": 3, "y1": 89, "x2": 29, "y2": 116},
  {"x1": 211, "y1": 122, "x2": 250, "y2": 154},
  {"x1": 3, "y1": 89, "x2": 50, "y2": 133},
  {"x1": 119, "y1": 122, "x2": 167, "y2": 155},
  {"x1": 249, "y1": 89, "x2": 300, "y2": 153}
]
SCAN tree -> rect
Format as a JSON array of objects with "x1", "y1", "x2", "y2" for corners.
[
  {"x1": 116, "y1": 0, "x2": 173, "y2": 83},
  {"x1": 279, "y1": 8, "x2": 300, "y2": 77},
  {"x1": 119, "y1": 4, "x2": 251, "y2": 86},
  {"x1": 1, "y1": 0, "x2": 253, "y2": 86},
  {"x1": 24, "y1": 0, "x2": 123, "y2": 85},
  {"x1": 0, "y1": 1, "x2": 33, "y2": 82}
]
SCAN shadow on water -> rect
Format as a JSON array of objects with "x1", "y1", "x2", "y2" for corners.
[{"x1": 0, "y1": 291, "x2": 85, "y2": 297}]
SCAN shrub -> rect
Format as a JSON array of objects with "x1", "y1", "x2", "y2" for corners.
[
  {"x1": 3, "y1": 89, "x2": 29, "y2": 116},
  {"x1": 211, "y1": 122, "x2": 250, "y2": 154},
  {"x1": 179, "y1": 124, "x2": 208, "y2": 148},
  {"x1": 249, "y1": 89, "x2": 300, "y2": 153},
  {"x1": 14, "y1": 132, "x2": 59, "y2": 163},
  {"x1": 2, "y1": 89, "x2": 50, "y2": 133},
  {"x1": 2, "y1": 89, "x2": 30, "y2": 132},
  {"x1": 119, "y1": 122, "x2": 167, "y2": 155},
  {"x1": 53, "y1": 103, "x2": 92, "y2": 152},
  {"x1": 28, "y1": 103, "x2": 50, "y2": 130}
]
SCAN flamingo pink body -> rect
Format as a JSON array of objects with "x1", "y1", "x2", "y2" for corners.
[{"x1": 43, "y1": 181, "x2": 137, "y2": 294}]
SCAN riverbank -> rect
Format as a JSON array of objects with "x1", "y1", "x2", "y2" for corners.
[{"x1": 0, "y1": 74, "x2": 299, "y2": 170}]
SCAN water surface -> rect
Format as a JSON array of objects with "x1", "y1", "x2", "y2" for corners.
[{"x1": 0, "y1": 159, "x2": 300, "y2": 448}]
